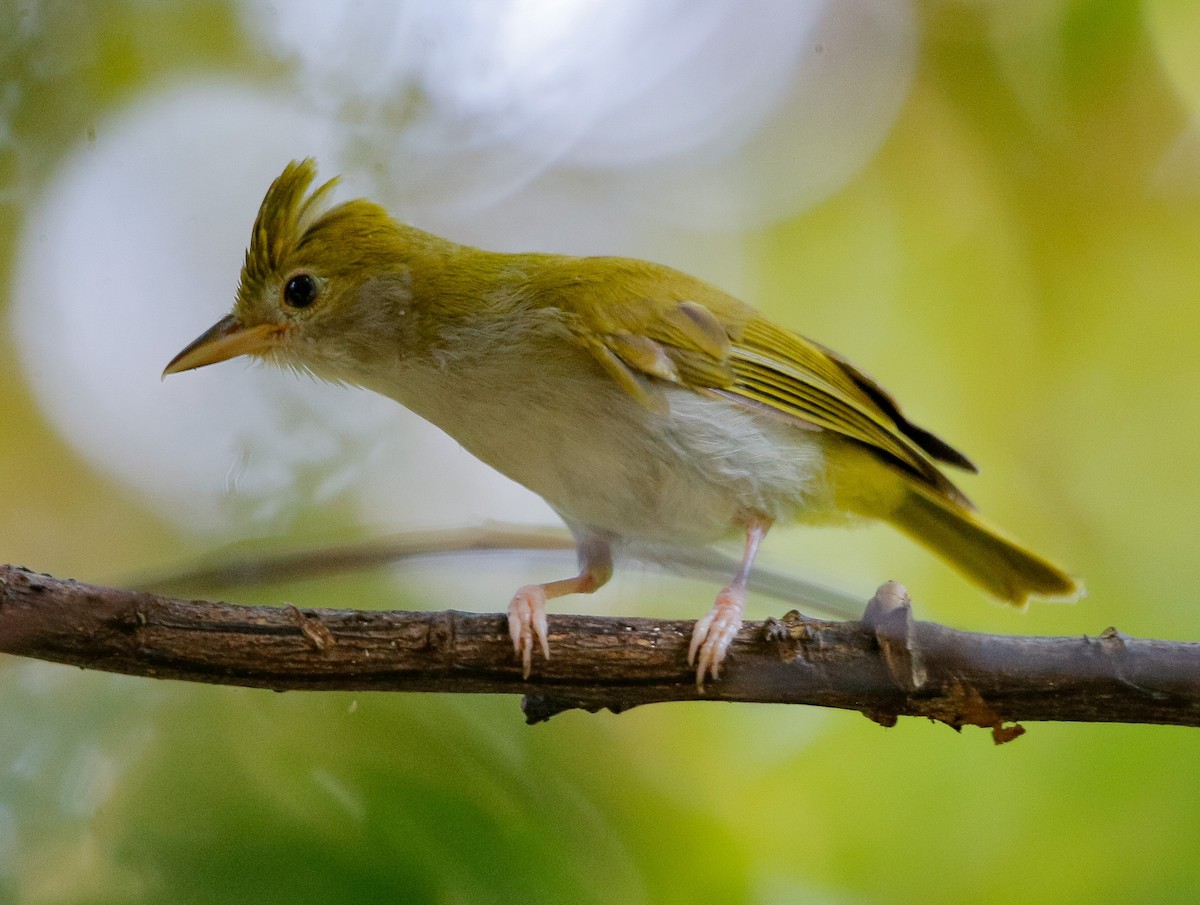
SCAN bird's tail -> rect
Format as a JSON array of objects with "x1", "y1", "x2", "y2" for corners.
[{"x1": 887, "y1": 483, "x2": 1081, "y2": 605}]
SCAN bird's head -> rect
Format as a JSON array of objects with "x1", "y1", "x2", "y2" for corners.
[{"x1": 164, "y1": 159, "x2": 415, "y2": 384}]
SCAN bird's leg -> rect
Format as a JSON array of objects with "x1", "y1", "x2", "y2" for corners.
[
  {"x1": 508, "y1": 533, "x2": 613, "y2": 679},
  {"x1": 688, "y1": 516, "x2": 772, "y2": 690}
]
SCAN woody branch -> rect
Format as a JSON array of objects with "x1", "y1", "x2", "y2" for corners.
[{"x1": 1, "y1": 563, "x2": 1198, "y2": 741}]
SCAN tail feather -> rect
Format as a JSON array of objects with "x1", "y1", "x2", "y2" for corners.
[{"x1": 889, "y1": 483, "x2": 1081, "y2": 605}]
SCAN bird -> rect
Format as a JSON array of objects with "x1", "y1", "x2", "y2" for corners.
[{"x1": 164, "y1": 159, "x2": 1080, "y2": 688}]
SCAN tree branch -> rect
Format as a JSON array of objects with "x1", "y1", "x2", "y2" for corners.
[
  {"x1": 132, "y1": 523, "x2": 864, "y2": 619},
  {"x1": 2, "y1": 563, "x2": 1198, "y2": 740}
]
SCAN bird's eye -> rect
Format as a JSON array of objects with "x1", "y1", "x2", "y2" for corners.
[{"x1": 283, "y1": 273, "x2": 319, "y2": 309}]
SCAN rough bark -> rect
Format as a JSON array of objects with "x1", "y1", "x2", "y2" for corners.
[{"x1": 2, "y1": 564, "x2": 1197, "y2": 740}]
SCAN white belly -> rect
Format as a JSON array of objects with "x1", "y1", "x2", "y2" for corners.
[
  {"x1": 541, "y1": 387, "x2": 829, "y2": 543},
  {"x1": 379, "y1": 342, "x2": 832, "y2": 546}
]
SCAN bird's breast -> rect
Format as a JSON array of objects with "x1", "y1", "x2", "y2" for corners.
[{"x1": 364, "y1": 317, "x2": 834, "y2": 544}]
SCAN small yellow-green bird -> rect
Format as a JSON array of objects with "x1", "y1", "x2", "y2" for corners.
[{"x1": 165, "y1": 159, "x2": 1079, "y2": 687}]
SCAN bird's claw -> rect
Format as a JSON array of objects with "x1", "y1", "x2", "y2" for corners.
[
  {"x1": 508, "y1": 585, "x2": 550, "y2": 679},
  {"x1": 688, "y1": 587, "x2": 745, "y2": 691}
]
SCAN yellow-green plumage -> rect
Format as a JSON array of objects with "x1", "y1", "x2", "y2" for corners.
[
  {"x1": 166, "y1": 159, "x2": 1080, "y2": 682},
  {"x1": 513, "y1": 248, "x2": 1076, "y2": 604}
]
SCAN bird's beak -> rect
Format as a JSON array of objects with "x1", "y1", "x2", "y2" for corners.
[{"x1": 162, "y1": 315, "x2": 284, "y2": 377}]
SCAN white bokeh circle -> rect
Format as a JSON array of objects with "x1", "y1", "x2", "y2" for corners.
[{"x1": 10, "y1": 82, "x2": 555, "y2": 535}]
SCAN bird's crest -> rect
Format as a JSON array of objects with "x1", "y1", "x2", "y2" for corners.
[{"x1": 243, "y1": 159, "x2": 340, "y2": 285}]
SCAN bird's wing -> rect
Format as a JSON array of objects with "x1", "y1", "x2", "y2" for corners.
[
  {"x1": 572, "y1": 296, "x2": 738, "y2": 413},
  {"x1": 725, "y1": 318, "x2": 973, "y2": 503},
  {"x1": 568, "y1": 291, "x2": 973, "y2": 505}
]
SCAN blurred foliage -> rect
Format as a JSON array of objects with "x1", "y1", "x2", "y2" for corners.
[{"x1": 4, "y1": 1, "x2": 1200, "y2": 903}]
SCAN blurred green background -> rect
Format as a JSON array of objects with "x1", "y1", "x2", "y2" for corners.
[{"x1": 3, "y1": 2, "x2": 1200, "y2": 903}]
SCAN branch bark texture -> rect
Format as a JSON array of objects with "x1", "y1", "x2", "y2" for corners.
[{"x1": 2, "y1": 564, "x2": 1198, "y2": 739}]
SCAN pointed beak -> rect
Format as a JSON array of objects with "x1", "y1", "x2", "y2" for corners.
[{"x1": 162, "y1": 315, "x2": 284, "y2": 377}]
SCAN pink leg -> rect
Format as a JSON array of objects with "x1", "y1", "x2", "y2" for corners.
[
  {"x1": 688, "y1": 516, "x2": 772, "y2": 690},
  {"x1": 508, "y1": 534, "x2": 612, "y2": 679}
]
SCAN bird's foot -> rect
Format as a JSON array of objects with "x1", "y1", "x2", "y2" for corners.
[
  {"x1": 688, "y1": 586, "x2": 746, "y2": 691},
  {"x1": 508, "y1": 585, "x2": 550, "y2": 679}
]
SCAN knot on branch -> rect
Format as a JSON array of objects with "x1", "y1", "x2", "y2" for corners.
[{"x1": 862, "y1": 581, "x2": 926, "y2": 692}]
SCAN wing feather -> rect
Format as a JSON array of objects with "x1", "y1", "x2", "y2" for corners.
[{"x1": 546, "y1": 259, "x2": 972, "y2": 504}]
